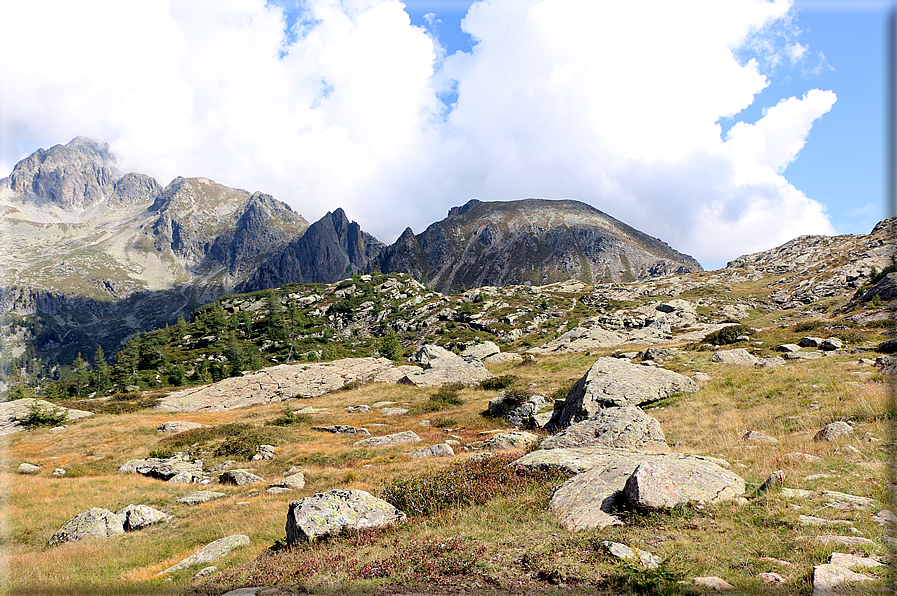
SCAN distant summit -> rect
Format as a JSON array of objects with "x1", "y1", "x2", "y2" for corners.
[{"x1": 372, "y1": 198, "x2": 702, "y2": 294}]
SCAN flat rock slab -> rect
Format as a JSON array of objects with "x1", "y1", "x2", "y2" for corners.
[
  {"x1": 549, "y1": 358, "x2": 697, "y2": 427},
  {"x1": 119, "y1": 454, "x2": 204, "y2": 483},
  {"x1": 117, "y1": 504, "x2": 170, "y2": 531},
  {"x1": 541, "y1": 406, "x2": 666, "y2": 450},
  {"x1": 286, "y1": 489, "x2": 406, "y2": 544},
  {"x1": 353, "y1": 431, "x2": 422, "y2": 448},
  {"x1": 157, "y1": 421, "x2": 208, "y2": 433},
  {"x1": 0, "y1": 398, "x2": 93, "y2": 436},
  {"x1": 156, "y1": 357, "x2": 399, "y2": 411},
  {"x1": 398, "y1": 346, "x2": 492, "y2": 387},
  {"x1": 161, "y1": 535, "x2": 250, "y2": 574},
  {"x1": 460, "y1": 341, "x2": 501, "y2": 360},
  {"x1": 312, "y1": 425, "x2": 370, "y2": 436},
  {"x1": 515, "y1": 447, "x2": 743, "y2": 531},
  {"x1": 528, "y1": 324, "x2": 626, "y2": 354},
  {"x1": 483, "y1": 431, "x2": 539, "y2": 451},
  {"x1": 601, "y1": 541, "x2": 660, "y2": 569},
  {"x1": 813, "y1": 563, "x2": 874, "y2": 595},
  {"x1": 177, "y1": 491, "x2": 226, "y2": 506},
  {"x1": 49, "y1": 507, "x2": 124, "y2": 546}
]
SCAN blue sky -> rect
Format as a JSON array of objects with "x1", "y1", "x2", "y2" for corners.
[{"x1": 0, "y1": 0, "x2": 893, "y2": 269}]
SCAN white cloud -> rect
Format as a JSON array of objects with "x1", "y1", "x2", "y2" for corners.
[{"x1": 0, "y1": 0, "x2": 839, "y2": 270}]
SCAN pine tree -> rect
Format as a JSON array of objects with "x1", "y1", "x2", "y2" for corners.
[{"x1": 93, "y1": 346, "x2": 111, "y2": 396}]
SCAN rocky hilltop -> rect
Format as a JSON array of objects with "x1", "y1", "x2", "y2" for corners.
[{"x1": 372, "y1": 199, "x2": 702, "y2": 294}]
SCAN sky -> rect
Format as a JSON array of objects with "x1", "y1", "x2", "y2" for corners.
[{"x1": 0, "y1": 0, "x2": 892, "y2": 270}]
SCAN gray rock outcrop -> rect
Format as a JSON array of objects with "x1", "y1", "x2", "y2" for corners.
[
  {"x1": 49, "y1": 507, "x2": 124, "y2": 545},
  {"x1": 541, "y1": 406, "x2": 666, "y2": 450},
  {"x1": 116, "y1": 504, "x2": 170, "y2": 531},
  {"x1": 0, "y1": 398, "x2": 93, "y2": 436},
  {"x1": 814, "y1": 422, "x2": 853, "y2": 442},
  {"x1": 353, "y1": 431, "x2": 422, "y2": 448},
  {"x1": 157, "y1": 421, "x2": 208, "y2": 433},
  {"x1": 483, "y1": 431, "x2": 539, "y2": 451},
  {"x1": 710, "y1": 349, "x2": 759, "y2": 365},
  {"x1": 488, "y1": 392, "x2": 547, "y2": 427},
  {"x1": 548, "y1": 358, "x2": 696, "y2": 428},
  {"x1": 408, "y1": 443, "x2": 455, "y2": 458},
  {"x1": 161, "y1": 535, "x2": 250, "y2": 574},
  {"x1": 286, "y1": 489, "x2": 406, "y2": 544},
  {"x1": 219, "y1": 469, "x2": 264, "y2": 485},
  {"x1": 119, "y1": 453, "x2": 204, "y2": 483},
  {"x1": 398, "y1": 345, "x2": 492, "y2": 387},
  {"x1": 267, "y1": 472, "x2": 306, "y2": 492}
]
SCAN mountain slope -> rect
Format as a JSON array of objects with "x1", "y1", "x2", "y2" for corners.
[{"x1": 372, "y1": 199, "x2": 702, "y2": 293}]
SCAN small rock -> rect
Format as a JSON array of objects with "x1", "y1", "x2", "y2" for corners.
[
  {"x1": 799, "y1": 337, "x2": 824, "y2": 348},
  {"x1": 353, "y1": 431, "x2": 422, "y2": 448},
  {"x1": 482, "y1": 431, "x2": 538, "y2": 451},
  {"x1": 267, "y1": 472, "x2": 306, "y2": 492},
  {"x1": 380, "y1": 408, "x2": 408, "y2": 417},
  {"x1": 371, "y1": 401, "x2": 397, "y2": 408},
  {"x1": 691, "y1": 372, "x2": 712, "y2": 382},
  {"x1": 53, "y1": 468, "x2": 66, "y2": 476},
  {"x1": 871, "y1": 509, "x2": 896, "y2": 526},
  {"x1": 177, "y1": 491, "x2": 226, "y2": 506},
  {"x1": 758, "y1": 470, "x2": 785, "y2": 493},
  {"x1": 758, "y1": 572, "x2": 786, "y2": 586},
  {"x1": 742, "y1": 430, "x2": 777, "y2": 444},
  {"x1": 693, "y1": 576, "x2": 735, "y2": 591},
  {"x1": 209, "y1": 461, "x2": 238, "y2": 473},
  {"x1": 345, "y1": 405, "x2": 371, "y2": 413},
  {"x1": 157, "y1": 421, "x2": 208, "y2": 433},
  {"x1": 117, "y1": 504, "x2": 170, "y2": 531},
  {"x1": 219, "y1": 470, "x2": 264, "y2": 486},
  {"x1": 814, "y1": 421, "x2": 853, "y2": 442},
  {"x1": 312, "y1": 425, "x2": 371, "y2": 436},
  {"x1": 829, "y1": 552, "x2": 882, "y2": 568},
  {"x1": 419, "y1": 419, "x2": 431, "y2": 426},
  {"x1": 17, "y1": 462, "x2": 40, "y2": 474},
  {"x1": 710, "y1": 348, "x2": 758, "y2": 365},
  {"x1": 812, "y1": 563, "x2": 873, "y2": 595},
  {"x1": 251, "y1": 445, "x2": 275, "y2": 461},
  {"x1": 813, "y1": 536, "x2": 874, "y2": 547},
  {"x1": 408, "y1": 443, "x2": 455, "y2": 458},
  {"x1": 819, "y1": 338, "x2": 844, "y2": 351},
  {"x1": 774, "y1": 344, "x2": 801, "y2": 353},
  {"x1": 601, "y1": 541, "x2": 660, "y2": 569},
  {"x1": 836, "y1": 444, "x2": 861, "y2": 456}
]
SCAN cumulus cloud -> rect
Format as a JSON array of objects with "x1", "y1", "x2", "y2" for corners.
[{"x1": 0, "y1": 0, "x2": 838, "y2": 269}]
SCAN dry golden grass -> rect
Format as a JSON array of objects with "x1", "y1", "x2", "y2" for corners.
[{"x1": 7, "y1": 321, "x2": 894, "y2": 594}]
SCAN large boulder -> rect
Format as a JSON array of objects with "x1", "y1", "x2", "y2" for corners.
[
  {"x1": 398, "y1": 345, "x2": 492, "y2": 387},
  {"x1": 483, "y1": 431, "x2": 539, "y2": 451},
  {"x1": 540, "y1": 406, "x2": 666, "y2": 451},
  {"x1": 219, "y1": 469, "x2": 265, "y2": 485},
  {"x1": 514, "y1": 447, "x2": 744, "y2": 530},
  {"x1": 548, "y1": 358, "x2": 697, "y2": 428},
  {"x1": 460, "y1": 341, "x2": 501, "y2": 361},
  {"x1": 49, "y1": 507, "x2": 124, "y2": 546},
  {"x1": 119, "y1": 453, "x2": 205, "y2": 483},
  {"x1": 161, "y1": 535, "x2": 250, "y2": 574},
  {"x1": 268, "y1": 472, "x2": 307, "y2": 492},
  {"x1": 286, "y1": 489, "x2": 406, "y2": 544}
]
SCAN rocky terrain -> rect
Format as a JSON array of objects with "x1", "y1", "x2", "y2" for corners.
[
  {"x1": 0, "y1": 138, "x2": 702, "y2": 371},
  {"x1": 5, "y1": 210, "x2": 896, "y2": 595}
]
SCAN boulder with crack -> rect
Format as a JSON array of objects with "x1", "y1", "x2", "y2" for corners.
[
  {"x1": 540, "y1": 406, "x2": 666, "y2": 450},
  {"x1": 547, "y1": 357, "x2": 696, "y2": 428}
]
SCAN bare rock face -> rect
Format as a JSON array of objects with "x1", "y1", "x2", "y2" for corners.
[
  {"x1": 541, "y1": 406, "x2": 666, "y2": 450},
  {"x1": 371, "y1": 198, "x2": 701, "y2": 294},
  {"x1": 547, "y1": 358, "x2": 697, "y2": 428},
  {"x1": 286, "y1": 489, "x2": 406, "y2": 544},
  {"x1": 49, "y1": 507, "x2": 124, "y2": 546},
  {"x1": 861, "y1": 272, "x2": 897, "y2": 302}
]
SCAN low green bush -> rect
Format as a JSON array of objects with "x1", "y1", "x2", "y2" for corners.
[
  {"x1": 479, "y1": 375, "x2": 518, "y2": 391},
  {"x1": 703, "y1": 324, "x2": 752, "y2": 345},
  {"x1": 17, "y1": 402, "x2": 68, "y2": 428}
]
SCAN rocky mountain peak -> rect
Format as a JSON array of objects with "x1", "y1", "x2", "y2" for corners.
[{"x1": 2, "y1": 136, "x2": 120, "y2": 209}]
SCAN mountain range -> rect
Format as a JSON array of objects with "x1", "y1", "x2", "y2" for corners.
[{"x1": 0, "y1": 137, "x2": 701, "y2": 364}]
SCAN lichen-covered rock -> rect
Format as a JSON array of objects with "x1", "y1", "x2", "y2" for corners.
[
  {"x1": 541, "y1": 406, "x2": 666, "y2": 450},
  {"x1": 812, "y1": 563, "x2": 874, "y2": 595},
  {"x1": 116, "y1": 504, "x2": 170, "y2": 531},
  {"x1": 49, "y1": 507, "x2": 124, "y2": 545},
  {"x1": 286, "y1": 489, "x2": 406, "y2": 544},
  {"x1": 460, "y1": 341, "x2": 500, "y2": 361},
  {"x1": 353, "y1": 431, "x2": 422, "y2": 448},
  {"x1": 814, "y1": 421, "x2": 853, "y2": 442},
  {"x1": 548, "y1": 357, "x2": 696, "y2": 428},
  {"x1": 17, "y1": 462, "x2": 40, "y2": 474},
  {"x1": 601, "y1": 541, "x2": 660, "y2": 569},
  {"x1": 161, "y1": 535, "x2": 250, "y2": 574}
]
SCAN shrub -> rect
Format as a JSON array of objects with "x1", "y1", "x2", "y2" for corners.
[
  {"x1": 17, "y1": 402, "x2": 68, "y2": 428},
  {"x1": 415, "y1": 382, "x2": 465, "y2": 413},
  {"x1": 270, "y1": 409, "x2": 310, "y2": 426},
  {"x1": 703, "y1": 324, "x2": 751, "y2": 345},
  {"x1": 502, "y1": 388, "x2": 534, "y2": 407},
  {"x1": 378, "y1": 331, "x2": 403, "y2": 361},
  {"x1": 380, "y1": 453, "x2": 563, "y2": 516},
  {"x1": 479, "y1": 375, "x2": 518, "y2": 391}
]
